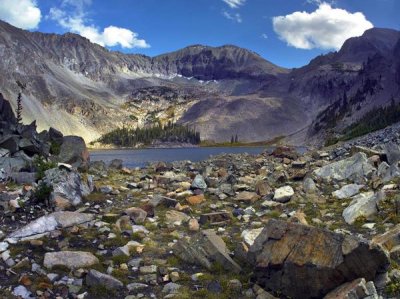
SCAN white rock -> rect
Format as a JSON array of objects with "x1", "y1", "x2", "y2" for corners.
[
  {"x1": 241, "y1": 228, "x2": 263, "y2": 246},
  {"x1": 332, "y1": 184, "x2": 364, "y2": 199},
  {"x1": 342, "y1": 192, "x2": 384, "y2": 224},
  {"x1": 273, "y1": 186, "x2": 294, "y2": 203}
]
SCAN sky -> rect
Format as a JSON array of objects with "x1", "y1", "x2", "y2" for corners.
[{"x1": 0, "y1": 0, "x2": 399, "y2": 68}]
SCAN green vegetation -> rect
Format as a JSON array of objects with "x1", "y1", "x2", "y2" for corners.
[
  {"x1": 33, "y1": 182, "x2": 53, "y2": 203},
  {"x1": 33, "y1": 156, "x2": 57, "y2": 180},
  {"x1": 342, "y1": 98, "x2": 400, "y2": 140},
  {"x1": 94, "y1": 122, "x2": 201, "y2": 147},
  {"x1": 325, "y1": 98, "x2": 400, "y2": 146}
]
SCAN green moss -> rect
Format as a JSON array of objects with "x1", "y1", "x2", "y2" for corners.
[{"x1": 111, "y1": 254, "x2": 130, "y2": 265}]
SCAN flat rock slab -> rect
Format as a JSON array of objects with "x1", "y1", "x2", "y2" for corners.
[
  {"x1": 44, "y1": 251, "x2": 99, "y2": 269},
  {"x1": 173, "y1": 229, "x2": 242, "y2": 273},
  {"x1": 6, "y1": 212, "x2": 94, "y2": 243},
  {"x1": 248, "y1": 219, "x2": 389, "y2": 299}
]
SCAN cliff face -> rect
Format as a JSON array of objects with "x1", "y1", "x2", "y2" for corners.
[{"x1": 0, "y1": 20, "x2": 399, "y2": 144}]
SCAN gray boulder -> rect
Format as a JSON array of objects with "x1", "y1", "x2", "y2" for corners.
[
  {"x1": 342, "y1": 191, "x2": 384, "y2": 224},
  {"x1": 56, "y1": 136, "x2": 89, "y2": 169},
  {"x1": 44, "y1": 167, "x2": 93, "y2": 207},
  {"x1": 332, "y1": 184, "x2": 364, "y2": 199},
  {"x1": 44, "y1": 251, "x2": 99, "y2": 269},
  {"x1": 314, "y1": 153, "x2": 375, "y2": 182},
  {"x1": 173, "y1": 229, "x2": 242, "y2": 273},
  {"x1": 86, "y1": 269, "x2": 124, "y2": 289},
  {"x1": 191, "y1": 174, "x2": 207, "y2": 190},
  {"x1": 385, "y1": 142, "x2": 400, "y2": 165},
  {"x1": 248, "y1": 219, "x2": 389, "y2": 299},
  {"x1": 0, "y1": 135, "x2": 19, "y2": 154}
]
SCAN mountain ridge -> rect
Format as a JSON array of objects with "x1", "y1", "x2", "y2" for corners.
[{"x1": 0, "y1": 19, "x2": 399, "y2": 145}]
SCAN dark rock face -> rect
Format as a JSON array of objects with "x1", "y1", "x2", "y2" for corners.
[
  {"x1": 248, "y1": 219, "x2": 390, "y2": 299},
  {"x1": 0, "y1": 93, "x2": 16, "y2": 124}
]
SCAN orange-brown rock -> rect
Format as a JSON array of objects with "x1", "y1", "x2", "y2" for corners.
[
  {"x1": 186, "y1": 194, "x2": 205, "y2": 205},
  {"x1": 248, "y1": 219, "x2": 389, "y2": 299}
]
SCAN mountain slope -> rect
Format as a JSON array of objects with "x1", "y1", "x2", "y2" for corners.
[{"x1": 0, "y1": 20, "x2": 399, "y2": 145}]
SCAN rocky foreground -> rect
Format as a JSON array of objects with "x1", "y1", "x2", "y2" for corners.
[{"x1": 3, "y1": 138, "x2": 400, "y2": 299}]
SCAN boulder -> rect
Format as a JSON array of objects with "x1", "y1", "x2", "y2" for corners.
[
  {"x1": 0, "y1": 135, "x2": 19, "y2": 154},
  {"x1": 314, "y1": 153, "x2": 375, "y2": 182},
  {"x1": 173, "y1": 229, "x2": 242, "y2": 273},
  {"x1": 44, "y1": 251, "x2": 99, "y2": 269},
  {"x1": 86, "y1": 269, "x2": 124, "y2": 289},
  {"x1": 191, "y1": 174, "x2": 207, "y2": 190},
  {"x1": 49, "y1": 127, "x2": 64, "y2": 144},
  {"x1": 56, "y1": 136, "x2": 89, "y2": 169},
  {"x1": 303, "y1": 177, "x2": 317, "y2": 194},
  {"x1": 273, "y1": 186, "x2": 294, "y2": 203},
  {"x1": 378, "y1": 162, "x2": 400, "y2": 182},
  {"x1": 332, "y1": 184, "x2": 364, "y2": 199},
  {"x1": 44, "y1": 167, "x2": 92, "y2": 207},
  {"x1": 6, "y1": 212, "x2": 94, "y2": 243},
  {"x1": 372, "y1": 224, "x2": 400, "y2": 251},
  {"x1": 236, "y1": 191, "x2": 260, "y2": 202},
  {"x1": 109, "y1": 159, "x2": 123, "y2": 170},
  {"x1": 385, "y1": 142, "x2": 400, "y2": 165},
  {"x1": 342, "y1": 192, "x2": 383, "y2": 224},
  {"x1": 165, "y1": 210, "x2": 190, "y2": 225},
  {"x1": 10, "y1": 172, "x2": 37, "y2": 184},
  {"x1": 323, "y1": 278, "x2": 379, "y2": 299},
  {"x1": 248, "y1": 219, "x2": 389, "y2": 299}
]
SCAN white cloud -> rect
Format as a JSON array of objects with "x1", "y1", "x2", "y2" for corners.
[
  {"x1": 222, "y1": 10, "x2": 242, "y2": 23},
  {"x1": 0, "y1": 0, "x2": 41, "y2": 29},
  {"x1": 272, "y1": 2, "x2": 373, "y2": 50},
  {"x1": 261, "y1": 33, "x2": 268, "y2": 39},
  {"x1": 222, "y1": 0, "x2": 246, "y2": 9},
  {"x1": 49, "y1": 1, "x2": 149, "y2": 49}
]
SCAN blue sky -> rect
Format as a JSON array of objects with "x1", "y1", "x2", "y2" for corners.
[{"x1": 0, "y1": 0, "x2": 399, "y2": 68}]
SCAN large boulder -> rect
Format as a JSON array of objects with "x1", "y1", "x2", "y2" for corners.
[
  {"x1": 56, "y1": 136, "x2": 89, "y2": 169},
  {"x1": 248, "y1": 219, "x2": 389, "y2": 299},
  {"x1": 173, "y1": 229, "x2": 242, "y2": 273},
  {"x1": 43, "y1": 167, "x2": 93, "y2": 207},
  {"x1": 314, "y1": 153, "x2": 375, "y2": 182}
]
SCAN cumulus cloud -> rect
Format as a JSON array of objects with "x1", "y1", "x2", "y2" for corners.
[
  {"x1": 272, "y1": 2, "x2": 373, "y2": 50},
  {"x1": 222, "y1": 11, "x2": 242, "y2": 23},
  {"x1": 0, "y1": 0, "x2": 41, "y2": 29},
  {"x1": 222, "y1": 0, "x2": 246, "y2": 9},
  {"x1": 49, "y1": 1, "x2": 149, "y2": 49}
]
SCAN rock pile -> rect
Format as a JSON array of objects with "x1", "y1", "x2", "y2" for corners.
[{"x1": 1, "y1": 142, "x2": 400, "y2": 298}]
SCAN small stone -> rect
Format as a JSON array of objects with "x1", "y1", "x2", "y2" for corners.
[
  {"x1": 170, "y1": 271, "x2": 180, "y2": 282},
  {"x1": 139, "y1": 265, "x2": 157, "y2": 274},
  {"x1": 188, "y1": 218, "x2": 200, "y2": 231}
]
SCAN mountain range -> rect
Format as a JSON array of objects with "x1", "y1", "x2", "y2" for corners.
[{"x1": 0, "y1": 20, "x2": 399, "y2": 145}]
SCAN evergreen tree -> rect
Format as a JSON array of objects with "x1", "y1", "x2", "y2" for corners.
[
  {"x1": 234, "y1": 134, "x2": 238, "y2": 143},
  {"x1": 16, "y1": 80, "x2": 26, "y2": 124},
  {"x1": 231, "y1": 135, "x2": 234, "y2": 144}
]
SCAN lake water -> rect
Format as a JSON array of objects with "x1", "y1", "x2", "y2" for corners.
[{"x1": 90, "y1": 147, "x2": 267, "y2": 168}]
